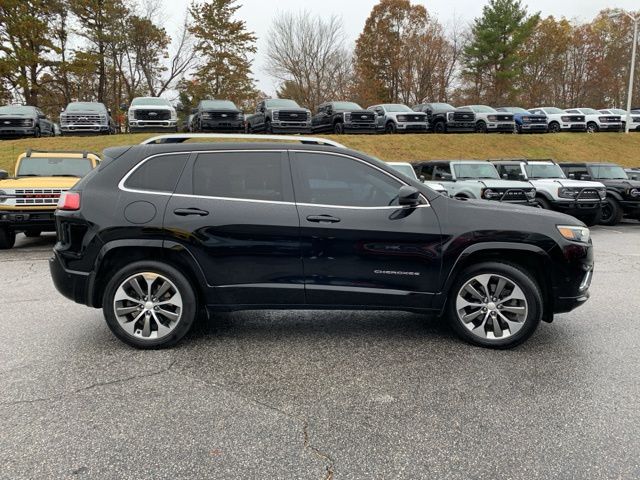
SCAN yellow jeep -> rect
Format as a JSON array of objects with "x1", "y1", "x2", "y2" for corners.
[{"x1": 0, "y1": 149, "x2": 100, "y2": 249}]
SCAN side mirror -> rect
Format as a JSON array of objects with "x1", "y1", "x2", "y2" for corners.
[
  {"x1": 419, "y1": 174, "x2": 426, "y2": 182},
  {"x1": 582, "y1": 174, "x2": 592, "y2": 180},
  {"x1": 518, "y1": 173, "x2": 526, "y2": 181},
  {"x1": 398, "y1": 185, "x2": 420, "y2": 206},
  {"x1": 191, "y1": 108, "x2": 197, "y2": 114},
  {"x1": 501, "y1": 173, "x2": 508, "y2": 179},
  {"x1": 119, "y1": 103, "x2": 128, "y2": 111},
  {"x1": 568, "y1": 173, "x2": 576, "y2": 179},
  {"x1": 0, "y1": 170, "x2": 8, "y2": 180}
]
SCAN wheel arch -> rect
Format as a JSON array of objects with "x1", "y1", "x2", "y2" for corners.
[{"x1": 606, "y1": 189, "x2": 624, "y2": 201}]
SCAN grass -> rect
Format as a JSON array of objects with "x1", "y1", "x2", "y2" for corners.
[{"x1": 1, "y1": 132, "x2": 639, "y2": 172}]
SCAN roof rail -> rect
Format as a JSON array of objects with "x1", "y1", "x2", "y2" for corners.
[
  {"x1": 25, "y1": 149, "x2": 95, "y2": 158},
  {"x1": 139, "y1": 133, "x2": 347, "y2": 149}
]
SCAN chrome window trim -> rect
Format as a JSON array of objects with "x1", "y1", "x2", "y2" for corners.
[{"x1": 118, "y1": 148, "x2": 430, "y2": 209}]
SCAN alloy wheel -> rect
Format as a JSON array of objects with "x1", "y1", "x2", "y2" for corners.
[
  {"x1": 113, "y1": 272, "x2": 183, "y2": 340},
  {"x1": 455, "y1": 274, "x2": 528, "y2": 340}
]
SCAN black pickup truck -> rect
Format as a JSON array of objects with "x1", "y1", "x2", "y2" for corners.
[
  {"x1": 245, "y1": 99, "x2": 311, "y2": 134},
  {"x1": 191, "y1": 100, "x2": 244, "y2": 133},
  {"x1": 311, "y1": 101, "x2": 376, "y2": 134},
  {"x1": 412, "y1": 102, "x2": 476, "y2": 133}
]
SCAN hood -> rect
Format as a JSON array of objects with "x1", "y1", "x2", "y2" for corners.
[
  {"x1": 530, "y1": 178, "x2": 605, "y2": 188},
  {"x1": 0, "y1": 176, "x2": 80, "y2": 189},
  {"x1": 130, "y1": 105, "x2": 174, "y2": 111},
  {"x1": 603, "y1": 179, "x2": 640, "y2": 189},
  {"x1": 389, "y1": 112, "x2": 427, "y2": 119},
  {"x1": 452, "y1": 197, "x2": 583, "y2": 225},
  {"x1": 463, "y1": 179, "x2": 533, "y2": 189}
]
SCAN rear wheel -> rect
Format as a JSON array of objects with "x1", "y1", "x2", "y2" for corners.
[
  {"x1": 24, "y1": 230, "x2": 41, "y2": 238},
  {"x1": 0, "y1": 228, "x2": 16, "y2": 249},
  {"x1": 103, "y1": 261, "x2": 197, "y2": 349},
  {"x1": 447, "y1": 262, "x2": 542, "y2": 349},
  {"x1": 599, "y1": 197, "x2": 623, "y2": 226}
]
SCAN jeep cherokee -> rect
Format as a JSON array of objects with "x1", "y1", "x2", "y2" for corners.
[
  {"x1": 0, "y1": 150, "x2": 100, "y2": 249},
  {"x1": 49, "y1": 134, "x2": 592, "y2": 350},
  {"x1": 492, "y1": 160, "x2": 605, "y2": 226},
  {"x1": 559, "y1": 162, "x2": 640, "y2": 225},
  {"x1": 312, "y1": 101, "x2": 376, "y2": 134}
]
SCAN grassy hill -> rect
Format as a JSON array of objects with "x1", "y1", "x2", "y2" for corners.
[{"x1": 1, "y1": 132, "x2": 639, "y2": 172}]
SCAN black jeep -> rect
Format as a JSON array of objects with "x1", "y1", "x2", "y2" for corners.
[
  {"x1": 311, "y1": 101, "x2": 376, "y2": 134},
  {"x1": 50, "y1": 134, "x2": 593, "y2": 350}
]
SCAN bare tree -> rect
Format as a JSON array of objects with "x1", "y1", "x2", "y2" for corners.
[{"x1": 265, "y1": 11, "x2": 352, "y2": 109}]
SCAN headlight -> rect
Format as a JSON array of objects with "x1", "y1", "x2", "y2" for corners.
[
  {"x1": 598, "y1": 188, "x2": 607, "y2": 200},
  {"x1": 128, "y1": 110, "x2": 135, "y2": 119},
  {"x1": 397, "y1": 115, "x2": 408, "y2": 122},
  {"x1": 561, "y1": 116, "x2": 571, "y2": 122},
  {"x1": 273, "y1": 110, "x2": 279, "y2": 120},
  {"x1": 558, "y1": 187, "x2": 579, "y2": 198},
  {"x1": 344, "y1": 112, "x2": 351, "y2": 122},
  {"x1": 482, "y1": 188, "x2": 501, "y2": 199},
  {"x1": 201, "y1": 113, "x2": 211, "y2": 119},
  {"x1": 557, "y1": 225, "x2": 590, "y2": 243},
  {"x1": 170, "y1": 110, "x2": 177, "y2": 121},
  {"x1": 628, "y1": 188, "x2": 640, "y2": 198},
  {"x1": 525, "y1": 189, "x2": 536, "y2": 199},
  {"x1": 522, "y1": 116, "x2": 530, "y2": 122},
  {"x1": 447, "y1": 112, "x2": 454, "y2": 121},
  {"x1": 487, "y1": 115, "x2": 497, "y2": 121},
  {"x1": 236, "y1": 113, "x2": 244, "y2": 120}
]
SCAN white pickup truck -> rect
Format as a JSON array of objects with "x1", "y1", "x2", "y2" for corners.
[
  {"x1": 565, "y1": 108, "x2": 622, "y2": 133},
  {"x1": 528, "y1": 107, "x2": 586, "y2": 133}
]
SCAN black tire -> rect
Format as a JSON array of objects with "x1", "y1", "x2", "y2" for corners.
[
  {"x1": 516, "y1": 124, "x2": 522, "y2": 134},
  {"x1": 34, "y1": 126, "x2": 41, "y2": 138},
  {"x1": 580, "y1": 210, "x2": 601, "y2": 227},
  {"x1": 446, "y1": 262, "x2": 543, "y2": 349},
  {"x1": 385, "y1": 121, "x2": 397, "y2": 134},
  {"x1": 433, "y1": 121, "x2": 446, "y2": 134},
  {"x1": 536, "y1": 196, "x2": 552, "y2": 210},
  {"x1": 0, "y1": 228, "x2": 16, "y2": 250},
  {"x1": 475, "y1": 120, "x2": 487, "y2": 133},
  {"x1": 103, "y1": 261, "x2": 198, "y2": 349},
  {"x1": 549, "y1": 121, "x2": 561, "y2": 133},
  {"x1": 586, "y1": 122, "x2": 599, "y2": 133},
  {"x1": 265, "y1": 119, "x2": 273, "y2": 134},
  {"x1": 599, "y1": 197, "x2": 623, "y2": 226},
  {"x1": 334, "y1": 122, "x2": 344, "y2": 134},
  {"x1": 24, "y1": 230, "x2": 41, "y2": 238}
]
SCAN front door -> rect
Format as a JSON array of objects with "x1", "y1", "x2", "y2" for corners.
[
  {"x1": 164, "y1": 149, "x2": 304, "y2": 307},
  {"x1": 290, "y1": 151, "x2": 442, "y2": 310}
]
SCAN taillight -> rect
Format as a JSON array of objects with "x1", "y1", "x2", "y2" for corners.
[{"x1": 57, "y1": 191, "x2": 81, "y2": 211}]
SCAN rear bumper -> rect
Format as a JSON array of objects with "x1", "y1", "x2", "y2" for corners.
[
  {"x1": 49, "y1": 252, "x2": 93, "y2": 306},
  {"x1": 0, "y1": 210, "x2": 56, "y2": 232}
]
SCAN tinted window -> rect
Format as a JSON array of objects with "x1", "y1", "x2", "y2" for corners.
[
  {"x1": 17, "y1": 157, "x2": 93, "y2": 177},
  {"x1": 563, "y1": 166, "x2": 590, "y2": 180},
  {"x1": 294, "y1": 153, "x2": 402, "y2": 207},
  {"x1": 432, "y1": 165, "x2": 452, "y2": 181},
  {"x1": 496, "y1": 164, "x2": 524, "y2": 180},
  {"x1": 125, "y1": 154, "x2": 189, "y2": 192},
  {"x1": 193, "y1": 152, "x2": 284, "y2": 201}
]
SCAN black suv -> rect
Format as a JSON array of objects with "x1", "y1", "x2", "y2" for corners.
[
  {"x1": 0, "y1": 105, "x2": 54, "y2": 138},
  {"x1": 311, "y1": 101, "x2": 376, "y2": 134},
  {"x1": 559, "y1": 162, "x2": 640, "y2": 225},
  {"x1": 50, "y1": 135, "x2": 593, "y2": 350},
  {"x1": 412, "y1": 103, "x2": 476, "y2": 133},
  {"x1": 191, "y1": 100, "x2": 244, "y2": 133}
]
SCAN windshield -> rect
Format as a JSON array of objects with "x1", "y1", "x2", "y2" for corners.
[
  {"x1": 589, "y1": 165, "x2": 629, "y2": 180},
  {"x1": 454, "y1": 163, "x2": 500, "y2": 179},
  {"x1": 581, "y1": 108, "x2": 600, "y2": 115},
  {"x1": 266, "y1": 99, "x2": 300, "y2": 109},
  {"x1": 503, "y1": 107, "x2": 528, "y2": 114},
  {"x1": 470, "y1": 105, "x2": 496, "y2": 113},
  {"x1": 525, "y1": 163, "x2": 566, "y2": 179},
  {"x1": 543, "y1": 107, "x2": 564, "y2": 114},
  {"x1": 0, "y1": 106, "x2": 35, "y2": 116},
  {"x1": 332, "y1": 102, "x2": 362, "y2": 111},
  {"x1": 66, "y1": 102, "x2": 105, "y2": 112},
  {"x1": 388, "y1": 164, "x2": 417, "y2": 179},
  {"x1": 17, "y1": 157, "x2": 93, "y2": 177},
  {"x1": 383, "y1": 104, "x2": 412, "y2": 112},
  {"x1": 131, "y1": 97, "x2": 171, "y2": 107},
  {"x1": 431, "y1": 103, "x2": 455, "y2": 110},
  {"x1": 610, "y1": 109, "x2": 627, "y2": 115},
  {"x1": 201, "y1": 100, "x2": 237, "y2": 110}
]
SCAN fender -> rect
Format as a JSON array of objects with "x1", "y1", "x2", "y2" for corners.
[
  {"x1": 606, "y1": 189, "x2": 624, "y2": 201},
  {"x1": 454, "y1": 190, "x2": 477, "y2": 199},
  {"x1": 535, "y1": 190, "x2": 555, "y2": 202}
]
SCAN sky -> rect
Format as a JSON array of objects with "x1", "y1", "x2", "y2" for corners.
[{"x1": 159, "y1": 0, "x2": 640, "y2": 96}]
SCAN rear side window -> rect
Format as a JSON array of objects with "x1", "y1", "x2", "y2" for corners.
[
  {"x1": 124, "y1": 154, "x2": 189, "y2": 192},
  {"x1": 193, "y1": 151, "x2": 285, "y2": 201}
]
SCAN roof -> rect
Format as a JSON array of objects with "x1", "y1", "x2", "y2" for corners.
[{"x1": 18, "y1": 149, "x2": 100, "y2": 159}]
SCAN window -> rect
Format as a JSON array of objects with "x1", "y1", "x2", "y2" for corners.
[
  {"x1": 124, "y1": 154, "x2": 189, "y2": 192},
  {"x1": 193, "y1": 151, "x2": 285, "y2": 202},
  {"x1": 420, "y1": 164, "x2": 434, "y2": 180},
  {"x1": 17, "y1": 157, "x2": 93, "y2": 178},
  {"x1": 497, "y1": 165, "x2": 524, "y2": 181},
  {"x1": 294, "y1": 152, "x2": 403, "y2": 207},
  {"x1": 563, "y1": 166, "x2": 590, "y2": 180},
  {"x1": 432, "y1": 165, "x2": 452, "y2": 181}
]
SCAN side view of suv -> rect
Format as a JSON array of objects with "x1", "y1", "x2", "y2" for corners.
[
  {"x1": 460, "y1": 105, "x2": 515, "y2": 133},
  {"x1": 368, "y1": 104, "x2": 428, "y2": 134},
  {"x1": 529, "y1": 107, "x2": 586, "y2": 133},
  {"x1": 559, "y1": 162, "x2": 640, "y2": 225},
  {"x1": 412, "y1": 103, "x2": 476, "y2": 133},
  {"x1": 565, "y1": 108, "x2": 622, "y2": 133},
  {"x1": 245, "y1": 98, "x2": 311, "y2": 134},
  {"x1": 126, "y1": 97, "x2": 178, "y2": 133},
  {"x1": 413, "y1": 160, "x2": 537, "y2": 205},
  {"x1": 492, "y1": 160, "x2": 606, "y2": 226},
  {"x1": 50, "y1": 134, "x2": 592, "y2": 350},
  {"x1": 0, "y1": 105, "x2": 55, "y2": 138},
  {"x1": 311, "y1": 101, "x2": 376, "y2": 134},
  {"x1": 60, "y1": 102, "x2": 116, "y2": 135},
  {"x1": 191, "y1": 99, "x2": 244, "y2": 133}
]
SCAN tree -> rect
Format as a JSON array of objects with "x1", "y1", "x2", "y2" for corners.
[
  {"x1": 265, "y1": 12, "x2": 352, "y2": 109},
  {"x1": 185, "y1": 0, "x2": 257, "y2": 109},
  {"x1": 0, "y1": 0, "x2": 58, "y2": 105},
  {"x1": 462, "y1": 0, "x2": 539, "y2": 104}
]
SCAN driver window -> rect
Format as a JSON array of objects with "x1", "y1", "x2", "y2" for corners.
[
  {"x1": 498, "y1": 165, "x2": 522, "y2": 180},
  {"x1": 433, "y1": 165, "x2": 452, "y2": 181},
  {"x1": 294, "y1": 152, "x2": 403, "y2": 207}
]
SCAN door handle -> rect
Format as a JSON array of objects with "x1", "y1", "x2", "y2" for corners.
[
  {"x1": 306, "y1": 214, "x2": 340, "y2": 223},
  {"x1": 174, "y1": 208, "x2": 209, "y2": 216}
]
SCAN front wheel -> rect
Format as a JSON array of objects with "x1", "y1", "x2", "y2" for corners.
[
  {"x1": 447, "y1": 262, "x2": 542, "y2": 349},
  {"x1": 599, "y1": 197, "x2": 623, "y2": 226},
  {"x1": 34, "y1": 126, "x2": 41, "y2": 138},
  {"x1": 0, "y1": 227, "x2": 16, "y2": 249},
  {"x1": 549, "y1": 122, "x2": 561, "y2": 133},
  {"x1": 334, "y1": 122, "x2": 344, "y2": 134},
  {"x1": 536, "y1": 196, "x2": 552, "y2": 210},
  {"x1": 433, "y1": 121, "x2": 446, "y2": 134},
  {"x1": 103, "y1": 261, "x2": 198, "y2": 349},
  {"x1": 265, "y1": 120, "x2": 273, "y2": 134},
  {"x1": 385, "y1": 122, "x2": 397, "y2": 134},
  {"x1": 475, "y1": 120, "x2": 487, "y2": 133},
  {"x1": 586, "y1": 122, "x2": 599, "y2": 133}
]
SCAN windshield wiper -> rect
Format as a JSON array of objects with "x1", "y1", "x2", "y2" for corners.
[
  {"x1": 17, "y1": 174, "x2": 39, "y2": 177},
  {"x1": 51, "y1": 174, "x2": 80, "y2": 177}
]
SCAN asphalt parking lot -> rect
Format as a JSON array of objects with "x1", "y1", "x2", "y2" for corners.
[{"x1": 1, "y1": 223, "x2": 639, "y2": 480}]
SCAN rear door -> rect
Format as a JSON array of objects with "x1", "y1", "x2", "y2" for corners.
[
  {"x1": 164, "y1": 149, "x2": 304, "y2": 306},
  {"x1": 291, "y1": 150, "x2": 442, "y2": 310}
]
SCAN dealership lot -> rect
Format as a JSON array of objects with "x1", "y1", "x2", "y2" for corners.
[{"x1": 1, "y1": 223, "x2": 639, "y2": 480}]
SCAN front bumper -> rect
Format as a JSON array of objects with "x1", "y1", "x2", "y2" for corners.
[
  {"x1": 552, "y1": 244, "x2": 593, "y2": 314},
  {"x1": 50, "y1": 251, "x2": 93, "y2": 306},
  {"x1": 620, "y1": 199, "x2": 640, "y2": 214},
  {"x1": 199, "y1": 120, "x2": 244, "y2": 132},
  {"x1": 129, "y1": 121, "x2": 177, "y2": 131},
  {"x1": 486, "y1": 122, "x2": 515, "y2": 132},
  {"x1": 520, "y1": 123, "x2": 548, "y2": 132},
  {"x1": 0, "y1": 127, "x2": 36, "y2": 136},
  {"x1": 445, "y1": 122, "x2": 476, "y2": 132},
  {"x1": 560, "y1": 123, "x2": 587, "y2": 132},
  {"x1": 60, "y1": 124, "x2": 110, "y2": 134},
  {"x1": 550, "y1": 199, "x2": 603, "y2": 215},
  {"x1": 396, "y1": 122, "x2": 428, "y2": 132},
  {"x1": 271, "y1": 121, "x2": 312, "y2": 134},
  {"x1": 0, "y1": 210, "x2": 56, "y2": 232},
  {"x1": 344, "y1": 123, "x2": 377, "y2": 133},
  {"x1": 599, "y1": 123, "x2": 622, "y2": 132}
]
